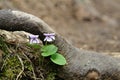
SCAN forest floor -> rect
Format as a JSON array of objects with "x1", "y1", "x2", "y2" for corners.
[{"x1": 0, "y1": 0, "x2": 120, "y2": 56}]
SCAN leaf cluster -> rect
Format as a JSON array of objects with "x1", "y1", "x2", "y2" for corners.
[{"x1": 41, "y1": 45, "x2": 66, "y2": 65}]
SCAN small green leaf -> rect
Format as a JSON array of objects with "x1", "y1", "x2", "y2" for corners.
[
  {"x1": 50, "y1": 53, "x2": 66, "y2": 65},
  {"x1": 41, "y1": 45, "x2": 58, "y2": 57},
  {"x1": 27, "y1": 43, "x2": 41, "y2": 49},
  {"x1": 41, "y1": 45, "x2": 47, "y2": 51}
]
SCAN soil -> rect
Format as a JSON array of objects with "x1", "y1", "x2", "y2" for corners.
[{"x1": 0, "y1": 0, "x2": 120, "y2": 55}]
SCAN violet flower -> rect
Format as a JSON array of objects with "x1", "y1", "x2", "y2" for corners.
[
  {"x1": 43, "y1": 33, "x2": 55, "y2": 42},
  {"x1": 29, "y1": 35, "x2": 40, "y2": 44}
]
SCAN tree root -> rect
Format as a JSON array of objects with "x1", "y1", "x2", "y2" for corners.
[{"x1": 0, "y1": 9, "x2": 120, "y2": 80}]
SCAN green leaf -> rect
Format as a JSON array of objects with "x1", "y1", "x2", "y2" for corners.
[
  {"x1": 50, "y1": 53, "x2": 66, "y2": 65},
  {"x1": 41, "y1": 45, "x2": 58, "y2": 57},
  {"x1": 27, "y1": 43, "x2": 41, "y2": 49}
]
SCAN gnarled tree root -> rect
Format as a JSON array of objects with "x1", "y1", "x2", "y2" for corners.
[{"x1": 0, "y1": 10, "x2": 120, "y2": 80}]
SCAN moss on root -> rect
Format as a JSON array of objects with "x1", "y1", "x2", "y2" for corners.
[{"x1": 0, "y1": 36, "x2": 58, "y2": 80}]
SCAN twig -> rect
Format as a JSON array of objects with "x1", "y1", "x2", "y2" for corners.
[
  {"x1": 16, "y1": 54, "x2": 24, "y2": 80},
  {"x1": 22, "y1": 52, "x2": 37, "y2": 80},
  {"x1": 1, "y1": 54, "x2": 11, "y2": 70}
]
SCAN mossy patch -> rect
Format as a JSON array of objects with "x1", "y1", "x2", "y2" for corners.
[{"x1": 0, "y1": 36, "x2": 59, "y2": 80}]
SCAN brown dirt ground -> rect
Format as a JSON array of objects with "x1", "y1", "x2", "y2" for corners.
[{"x1": 0, "y1": 0, "x2": 120, "y2": 56}]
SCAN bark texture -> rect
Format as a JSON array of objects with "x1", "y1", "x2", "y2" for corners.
[{"x1": 0, "y1": 10, "x2": 120, "y2": 80}]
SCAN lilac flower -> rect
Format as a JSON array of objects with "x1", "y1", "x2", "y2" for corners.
[
  {"x1": 43, "y1": 33, "x2": 55, "y2": 42},
  {"x1": 29, "y1": 35, "x2": 40, "y2": 44}
]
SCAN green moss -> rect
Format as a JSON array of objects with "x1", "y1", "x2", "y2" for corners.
[
  {"x1": 46, "y1": 72, "x2": 56, "y2": 80},
  {"x1": 0, "y1": 55, "x2": 21, "y2": 79},
  {"x1": 0, "y1": 36, "x2": 58, "y2": 80},
  {"x1": 0, "y1": 36, "x2": 9, "y2": 54}
]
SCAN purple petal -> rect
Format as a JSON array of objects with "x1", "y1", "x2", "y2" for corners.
[
  {"x1": 36, "y1": 39, "x2": 40, "y2": 43},
  {"x1": 29, "y1": 35, "x2": 39, "y2": 38},
  {"x1": 44, "y1": 37, "x2": 53, "y2": 42},
  {"x1": 32, "y1": 40, "x2": 40, "y2": 43},
  {"x1": 44, "y1": 37, "x2": 47, "y2": 41},
  {"x1": 50, "y1": 36, "x2": 55, "y2": 40},
  {"x1": 29, "y1": 39, "x2": 40, "y2": 44},
  {"x1": 46, "y1": 38, "x2": 53, "y2": 42},
  {"x1": 43, "y1": 33, "x2": 55, "y2": 36}
]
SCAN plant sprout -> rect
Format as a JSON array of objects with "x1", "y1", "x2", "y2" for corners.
[
  {"x1": 42, "y1": 33, "x2": 66, "y2": 65},
  {"x1": 28, "y1": 33, "x2": 66, "y2": 65}
]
